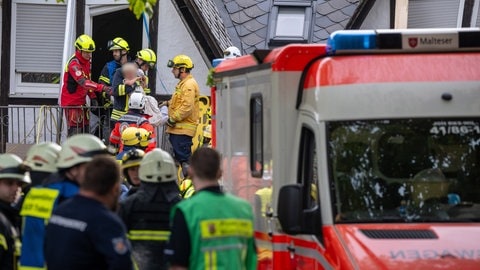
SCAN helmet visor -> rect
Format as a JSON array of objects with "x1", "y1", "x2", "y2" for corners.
[
  {"x1": 167, "y1": 59, "x2": 175, "y2": 68},
  {"x1": 122, "y1": 149, "x2": 145, "y2": 163},
  {"x1": 78, "y1": 148, "x2": 111, "y2": 158}
]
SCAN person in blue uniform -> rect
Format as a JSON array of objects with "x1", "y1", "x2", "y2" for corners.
[{"x1": 44, "y1": 155, "x2": 133, "y2": 270}]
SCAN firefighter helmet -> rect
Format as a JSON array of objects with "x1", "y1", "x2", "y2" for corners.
[
  {"x1": 108, "y1": 37, "x2": 130, "y2": 51},
  {"x1": 223, "y1": 46, "x2": 241, "y2": 59},
  {"x1": 139, "y1": 149, "x2": 176, "y2": 183},
  {"x1": 121, "y1": 127, "x2": 142, "y2": 146},
  {"x1": 75, "y1": 34, "x2": 96, "y2": 52},
  {"x1": 0, "y1": 154, "x2": 30, "y2": 184},
  {"x1": 57, "y1": 134, "x2": 107, "y2": 169},
  {"x1": 129, "y1": 92, "x2": 145, "y2": 110},
  {"x1": 167, "y1": 54, "x2": 194, "y2": 69},
  {"x1": 137, "y1": 128, "x2": 151, "y2": 148},
  {"x1": 136, "y1": 49, "x2": 157, "y2": 68},
  {"x1": 121, "y1": 148, "x2": 145, "y2": 185},
  {"x1": 23, "y1": 142, "x2": 61, "y2": 173}
]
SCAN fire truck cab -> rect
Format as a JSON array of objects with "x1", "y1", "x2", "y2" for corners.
[{"x1": 212, "y1": 29, "x2": 480, "y2": 269}]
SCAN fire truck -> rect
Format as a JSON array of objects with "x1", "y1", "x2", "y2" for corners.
[{"x1": 211, "y1": 29, "x2": 480, "y2": 269}]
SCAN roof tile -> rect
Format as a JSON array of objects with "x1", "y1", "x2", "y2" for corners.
[
  {"x1": 327, "y1": 9, "x2": 350, "y2": 23},
  {"x1": 230, "y1": 10, "x2": 251, "y2": 24},
  {"x1": 328, "y1": 0, "x2": 352, "y2": 10},
  {"x1": 315, "y1": 14, "x2": 336, "y2": 28},
  {"x1": 256, "y1": 13, "x2": 269, "y2": 25},
  {"x1": 242, "y1": 32, "x2": 265, "y2": 46},
  {"x1": 237, "y1": 0, "x2": 258, "y2": 9},
  {"x1": 225, "y1": 1, "x2": 241, "y2": 14},
  {"x1": 316, "y1": 2, "x2": 337, "y2": 16},
  {"x1": 244, "y1": 5, "x2": 267, "y2": 18},
  {"x1": 243, "y1": 17, "x2": 265, "y2": 32}
]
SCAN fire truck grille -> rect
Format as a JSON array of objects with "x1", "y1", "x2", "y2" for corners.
[{"x1": 360, "y1": 229, "x2": 438, "y2": 239}]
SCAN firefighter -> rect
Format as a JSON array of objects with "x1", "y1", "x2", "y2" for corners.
[
  {"x1": 110, "y1": 92, "x2": 156, "y2": 153},
  {"x1": 110, "y1": 48, "x2": 157, "y2": 126},
  {"x1": 121, "y1": 148, "x2": 145, "y2": 197},
  {"x1": 165, "y1": 148, "x2": 257, "y2": 270},
  {"x1": 60, "y1": 34, "x2": 112, "y2": 137},
  {"x1": 44, "y1": 155, "x2": 134, "y2": 269},
  {"x1": 0, "y1": 154, "x2": 29, "y2": 270},
  {"x1": 118, "y1": 148, "x2": 181, "y2": 270},
  {"x1": 95, "y1": 37, "x2": 131, "y2": 140},
  {"x1": 22, "y1": 142, "x2": 62, "y2": 188},
  {"x1": 19, "y1": 134, "x2": 108, "y2": 270},
  {"x1": 14, "y1": 142, "x2": 62, "y2": 210},
  {"x1": 164, "y1": 54, "x2": 200, "y2": 169}
]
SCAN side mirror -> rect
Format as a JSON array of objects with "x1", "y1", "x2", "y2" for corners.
[{"x1": 277, "y1": 184, "x2": 322, "y2": 235}]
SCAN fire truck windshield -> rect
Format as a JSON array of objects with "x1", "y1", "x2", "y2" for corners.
[{"x1": 328, "y1": 118, "x2": 480, "y2": 223}]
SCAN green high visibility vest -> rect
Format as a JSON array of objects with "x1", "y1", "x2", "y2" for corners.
[{"x1": 172, "y1": 190, "x2": 257, "y2": 270}]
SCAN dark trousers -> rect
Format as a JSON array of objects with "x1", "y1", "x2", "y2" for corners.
[{"x1": 168, "y1": 134, "x2": 193, "y2": 163}]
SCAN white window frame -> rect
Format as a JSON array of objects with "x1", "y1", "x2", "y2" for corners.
[
  {"x1": 268, "y1": 0, "x2": 312, "y2": 47},
  {"x1": 10, "y1": 0, "x2": 67, "y2": 98},
  {"x1": 472, "y1": 0, "x2": 480, "y2": 26}
]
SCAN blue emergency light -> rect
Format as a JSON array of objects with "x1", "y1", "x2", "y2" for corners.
[{"x1": 327, "y1": 28, "x2": 480, "y2": 55}]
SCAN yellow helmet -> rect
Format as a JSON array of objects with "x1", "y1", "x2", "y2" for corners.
[
  {"x1": 167, "y1": 54, "x2": 194, "y2": 69},
  {"x1": 23, "y1": 142, "x2": 61, "y2": 173},
  {"x1": 0, "y1": 154, "x2": 30, "y2": 184},
  {"x1": 121, "y1": 127, "x2": 141, "y2": 146},
  {"x1": 108, "y1": 37, "x2": 130, "y2": 51},
  {"x1": 75, "y1": 34, "x2": 96, "y2": 52},
  {"x1": 137, "y1": 128, "x2": 151, "y2": 148},
  {"x1": 136, "y1": 49, "x2": 157, "y2": 67}
]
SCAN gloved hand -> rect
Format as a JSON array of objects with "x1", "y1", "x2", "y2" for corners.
[
  {"x1": 167, "y1": 118, "x2": 176, "y2": 127},
  {"x1": 103, "y1": 86, "x2": 113, "y2": 96}
]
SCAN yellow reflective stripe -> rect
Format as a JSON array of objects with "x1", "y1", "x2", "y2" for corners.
[
  {"x1": 175, "y1": 122, "x2": 197, "y2": 131},
  {"x1": 119, "y1": 84, "x2": 126, "y2": 96},
  {"x1": 127, "y1": 230, "x2": 170, "y2": 241},
  {"x1": 99, "y1": 75, "x2": 110, "y2": 84},
  {"x1": 205, "y1": 250, "x2": 217, "y2": 270},
  {"x1": 111, "y1": 109, "x2": 127, "y2": 121},
  {"x1": 20, "y1": 188, "x2": 59, "y2": 219},
  {"x1": 0, "y1": 234, "x2": 7, "y2": 251},
  {"x1": 19, "y1": 266, "x2": 46, "y2": 270},
  {"x1": 200, "y1": 219, "x2": 253, "y2": 239}
]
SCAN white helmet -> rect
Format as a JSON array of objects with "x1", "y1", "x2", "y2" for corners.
[
  {"x1": 223, "y1": 46, "x2": 241, "y2": 59},
  {"x1": 0, "y1": 153, "x2": 30, "y2": 184},
  {"x1": 23, "y1": 142, "x2": 61, "y2": 173},
  {"x1": 57, "y1": 134, "x2": 107, "y2": 170},
  {"x1": 129, "y1": 92, "x2": 145, "y2": 110},
  {"x1": 139, "y1": 149, "x2": 176, "y2": 183}
]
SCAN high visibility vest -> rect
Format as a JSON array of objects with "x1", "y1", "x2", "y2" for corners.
[{"x1": 171, "y1": 190, "x2": 257, "y2": 270}]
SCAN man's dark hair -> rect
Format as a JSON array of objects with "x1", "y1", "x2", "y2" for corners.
[
  {"x1": 189, "y1": 147, "x2": 220, "y2": 180},
  {"x1": 82, "y1": 155, "x2": 120, "y2": 196}
]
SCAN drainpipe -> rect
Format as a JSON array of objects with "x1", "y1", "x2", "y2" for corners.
[{"x1": 57, "y1": 0, "x2": 76, "y2": 143}]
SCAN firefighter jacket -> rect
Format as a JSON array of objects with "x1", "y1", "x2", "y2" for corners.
[
  {"x1": 109, "y1": 110, "x2": 156, "y2": 152},
  {"x1": 167, "y1": 188, "x2": 257, "y2": 270},
  {"x1": 110, "y1": 65, "x2": 150, "y2": 121},
  {"x1": 0, "y1": 201, "x2": 20, "y2": 270},
  {"x1": 118, "y1": 182, "x2": 181, "y2": 270},
  {"x1": 99, "y1": 60, "x2": 120, "y2": 86},
  {"x1": 44, "y1": 195, "x2": 133, "y2": 270},
  {"x1": 166, "y1": 74, "x2": 200, "y2": 137},
  {"x1": 60, "y1": 50, "x2": 107, "y2": 106},
  {"x1": 19, "y1": 174, "x2": 79, "y2": 270}
]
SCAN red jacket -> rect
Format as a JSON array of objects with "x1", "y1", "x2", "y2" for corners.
[{"x1": 60, "y1": 50, "x2": 106, "y2": 106}]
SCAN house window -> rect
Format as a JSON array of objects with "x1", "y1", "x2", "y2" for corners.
[
  {"x1": 408, "y1": 0, "x2": 463, "y2": 28},
  {"x1": 268, "y1": 1, "x2": 312, "y2": 47},
  {"x1": 250, "y1": 94, "x2": 263, "y2": 177},
  {"x1": 11, "y1": 0, "x2": 67, "y2": 97}
]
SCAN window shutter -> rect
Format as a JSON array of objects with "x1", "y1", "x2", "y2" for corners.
[
  {"x1": 408, "y1": 0, "x2": 461, "y2": 28},
  {"x1": 15, "y1": 3, "x2": 67, "y2": 73}
]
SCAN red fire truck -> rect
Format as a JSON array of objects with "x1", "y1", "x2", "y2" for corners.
[{"x1": 211, "y1": 29, "x2": 480, "y2": 269}]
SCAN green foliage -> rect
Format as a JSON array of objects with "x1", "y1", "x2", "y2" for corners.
[
  {"x1": 55, "y1": 0, "x2": 157, "y2": 20},
  {"x1": 206, "y1": 68, "x2": 216, "y2": 87}
]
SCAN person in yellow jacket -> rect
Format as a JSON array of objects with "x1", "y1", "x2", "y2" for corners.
[{"x1": 164, "y1": 54, "x2": 200, "y2": 167}]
